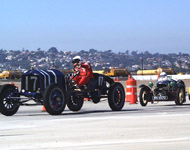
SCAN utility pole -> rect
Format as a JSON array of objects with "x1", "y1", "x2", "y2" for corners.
[{"x1": 140, "y1": 57, "x2": 144, "y2": 75}]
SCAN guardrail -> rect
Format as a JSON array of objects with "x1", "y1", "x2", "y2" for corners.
[{"x1": 132, "y1": 75, "x2": 190, "y2": 80}]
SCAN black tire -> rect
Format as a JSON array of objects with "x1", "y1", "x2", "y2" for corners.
[
  {"x1": 43, "y1": 84, "x2": 67, "y2": 115},
  {"x1": 92, "y1": 96, "x2": 100, "y2": 104},
  {"x1": 67, "y1": 96, "x2": 84, "y2": 111},
  {"x1": 139, "y1": 88, "x2": 149, "y2": 106},
  {"x1": 175, "y1": 87, "x2": 185, "y2": 105},
  {"x1": 0, "y1": 84, "x2": 20, "y2": 116},
  {"x1": 108, "y1": 82, "x2": 125, "y2": 111}
]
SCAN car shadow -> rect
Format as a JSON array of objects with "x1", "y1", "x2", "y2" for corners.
[
  {"x1": 160, "y1": 103, "x2": 190, "y2": 107},
  {"x1": 16, "y1": 108, "x2": 142, "y2": 117},
  {"x1": 60, "y1": 109, "x2": 142, "y2": 116}
]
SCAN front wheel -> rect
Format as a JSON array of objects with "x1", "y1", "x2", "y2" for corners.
[
  {"x1": 43, "y1": 84, "x2": 67, "y2": 115},
  {"x1": 0, "y1": 84, "x2": 20, "y2": 116},
  {"x1": 139, "y1": 88, "x2": 149, "y2": 107},
  {"x1": 175, "y1": 87, "x2": 185, "y2": 105},
  {"x1": 67, "y1": 96, "x2": 84, "y2": 111},
  {"x1": 108, "y1": 82, "x2": 125, "y2": 111}
]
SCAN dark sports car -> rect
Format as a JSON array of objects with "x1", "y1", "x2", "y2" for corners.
[{"x1": 139, "y1": 77, "x2": 186, "y2": 106}]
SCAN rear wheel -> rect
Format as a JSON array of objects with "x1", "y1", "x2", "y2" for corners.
[
  {"x1": 67, "y1": 96, "x2": 84, "y2": 111},
  {"x1": 43, "y1": 84, "x2": 67, "y2": 115},
  {"x1": 175, "y1": 87, "x2": 185, "y2": 105},
  {"x1": 108, "y1": 82, "x2": 125, "y2": 111},
  {"x1": 139, "y1": 88, "x2": 149, "y2": 106},
  {"x1": 0, "y1": 84, "x2": 20, "y2": 116}
]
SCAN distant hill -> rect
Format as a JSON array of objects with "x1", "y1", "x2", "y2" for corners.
[{"x1": 0, "y1": 48, "x2": 190, "y2": 73}]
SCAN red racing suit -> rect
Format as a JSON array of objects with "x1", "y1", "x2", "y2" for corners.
[{"x1": 74, "y1": 61, "x2": 94, "y2": 87}]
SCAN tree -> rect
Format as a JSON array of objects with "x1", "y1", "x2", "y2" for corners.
[
  {"x1": 48, "y1": 47, "x2": 58, "y2": 53},
  {"x1": 131, "y1": 51, "x2": 138, "y2": 56},
  {"x1": 125, "y1": 50, "x2": 129, "y2": 55}
]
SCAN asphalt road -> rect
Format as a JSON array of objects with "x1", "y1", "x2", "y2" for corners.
[{"x1": 1, "y1": 96, "x2": 190, "y2": 150}]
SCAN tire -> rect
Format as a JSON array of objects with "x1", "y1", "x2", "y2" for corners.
[
  {"x1": 139, "y1": 88, "x2": 149, "y2": 107},
  {"x1": 175, "y1": 87, "x2": 185, "y2": 105},
  {"x1": 108, "y1": 82, "x2": 125, "y2": 111},
  {"x1": 43, "y1": 84, "x2": 67, "y2": 115},
  {"x1": 67, "y1": 96, "x2": 84, "y2": 111},
  {"x1": 92, "y1": 96, "x2": 100, "y2": 104},
  {"x1": 0, "y1": 84, "x2": 20, "y2": 116}
]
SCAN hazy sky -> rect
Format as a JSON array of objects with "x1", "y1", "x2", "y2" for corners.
[{"x1": 1, "y1": 0, "x2": 190, "y2": 53}]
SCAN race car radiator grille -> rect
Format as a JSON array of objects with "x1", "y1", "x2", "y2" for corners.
[
  {"x1": 21, "y1": 75, "x2": 40, "y2": 92},
  {"x1": 157, "y1": 84, "x2": 166, "y2": 88}
]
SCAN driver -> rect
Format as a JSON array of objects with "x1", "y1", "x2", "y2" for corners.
[
  {"x1": 72, "y1": 56, "x2": 94, "y2": 88},
  {"x1": 158, "y1": 72, "x2": 168, "y2": 81}
]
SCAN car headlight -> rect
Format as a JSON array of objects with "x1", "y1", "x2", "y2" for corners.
[
  {"x1": 148, "y1": 82, "x2": 154, "y2": 88},
  {"x1": 170, "y1": 81, "x2": 175, "y2": 87}
]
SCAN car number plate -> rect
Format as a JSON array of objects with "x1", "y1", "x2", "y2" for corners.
[{"x1": 152, "y1": 96, "x2": 168, "y2": 100}]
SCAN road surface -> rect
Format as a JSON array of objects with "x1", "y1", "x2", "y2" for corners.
[{"x1": 1, "y1": 97, "x2": 190, "y2": 150}]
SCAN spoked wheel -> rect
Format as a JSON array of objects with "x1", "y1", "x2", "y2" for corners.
[
  {"x1": 43, "y1": 84, "x2": 67, "y2": 115},
  {"x1": 139, "y1": 88, "x2": 149, "y2": 106},
  {"x1": 0, "y1": 84, "x2": 20, "y2": 116},
  {"x1": 108, "y1": 82, "x2": 125, "y2": 111},
  {"x1": 175, "y1": 87, "x2": 185, "y2": 105},
  {"x1": 67, "y1": 96, "x2": 84, "y2": 111}
]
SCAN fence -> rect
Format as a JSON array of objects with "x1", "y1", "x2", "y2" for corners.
[{"x1": 133, "y1": 74, "x2": 190, "y2": 81}]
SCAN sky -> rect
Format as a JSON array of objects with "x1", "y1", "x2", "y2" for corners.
[{"x1": 0, "y1": 0, "x2": 190, "y2": 53}]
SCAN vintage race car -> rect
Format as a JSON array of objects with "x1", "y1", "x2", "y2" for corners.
[
  {"x1": 0, "y1": 69, "x2": 125, "y2": 116},
  {"x1": 139, "y1": 77, "x2": 186, "y2": 106}
]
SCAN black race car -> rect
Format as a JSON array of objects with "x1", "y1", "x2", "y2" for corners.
[
  {"x1": 0, "y1": 69, "x2": 125, "y2": 116},
  {"x1": 139, "y1": 77, "x2": 186, "y2": 106}
]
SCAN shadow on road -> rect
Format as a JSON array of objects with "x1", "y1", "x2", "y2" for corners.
[
  {"x1": 61, "y1": 109, "x2": 142, "y2": 116},
  {"x1": 15, "y1": 108, "x2": 142, "y2": 117},
  {"x1": 160, "y1": 103, "x2": 190, "y2": 107}
]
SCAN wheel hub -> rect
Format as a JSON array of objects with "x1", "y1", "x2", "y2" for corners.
[{"x1": 56, "y1": 97, "x2": 61, "y2": 102}]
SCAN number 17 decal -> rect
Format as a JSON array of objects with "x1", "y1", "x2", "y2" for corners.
[{"x1": 25, "y1": 76, "x2": 38, "y2": 91}]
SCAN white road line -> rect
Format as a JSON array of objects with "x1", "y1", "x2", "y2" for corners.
[
  {"x1": 1, "y1": 112, "x2": 190, "y2": 125},
  {"x1": 4, "y1": 137, "x2": 190, "y2": 149},
  {"x1": 48, "y1": 113, "x2": 190, "y2": 122},
  {"x1": 1, "y1": 113, "x2": 190, "y2": 130}
]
